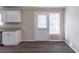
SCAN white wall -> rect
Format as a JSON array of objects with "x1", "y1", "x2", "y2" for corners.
[
  {"x1": 22, "y1": 8, "x2": 64, "y2": 41},
  {"x1": 0, "y1": 7, "x2": 64, "y2": 41},
  {"x1": 65, "y1": 7, "x2": 79, "y2": 52}
]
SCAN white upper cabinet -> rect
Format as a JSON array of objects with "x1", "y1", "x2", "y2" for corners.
[
  {"x1": 2, "y1": 10, "x2": 21, "y2": 22},
  {"x1": 1, "y1": 10, "x2": 7, "y2": 22}
]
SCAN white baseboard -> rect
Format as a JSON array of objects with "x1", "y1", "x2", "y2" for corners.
[
  {"x1": 21, "y1": 40, "x2": 35, "y2": 41},
  {"x1": 65, "y1": 40, "x2": 78, "y2": 53},
  {"x1": 70, "y1": 45, "x2": 78, "y2": 53},
  {"x1": 21, "y1": 40, "x2": 65, "y2": 42},
  {"x1": 49, "y1": 40, "x2": 65, "y2": 41}
]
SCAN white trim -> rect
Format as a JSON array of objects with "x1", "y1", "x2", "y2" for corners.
[
  {"x1": 64, "y1": 40, "x2": 78, "y2": 53},
  {"x1": 21, "y1": 40, "x2": 35, "y2": 41},
  {"x1": 49, "y1": 40, "x2": 65, "y2": 41},
  {"x1": 70, "y1": 45, "x2": 78, "y2": 53},
  {"x1": 64, "y1": 40, "x2": 69, "y2": 46},
  {"x1": 21, "y1": 40, "x2": 64, "y2": 41}
]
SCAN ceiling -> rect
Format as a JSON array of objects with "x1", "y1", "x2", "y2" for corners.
[{"x1": 0, "y1": 6, "x2": 65, "y2": 10}]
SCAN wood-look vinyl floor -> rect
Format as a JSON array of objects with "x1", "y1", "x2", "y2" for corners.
[{"x1": 0, "y1": 41, "x2": 75, "y2": 53}]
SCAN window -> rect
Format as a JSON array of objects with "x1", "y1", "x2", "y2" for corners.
[
  {"x1": 49, "y1": 13, "x2": 60, "y2": 34},
  {"x1": 0, "y1": 14, "x2": 3, "y2": 26},
  {"x1": 37, "y1": 15, "x2": 47, "y2": 29}
]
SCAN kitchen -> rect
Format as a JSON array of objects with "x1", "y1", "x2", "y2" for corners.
[
  {"x1": 0, "y1": 6, "x2": 75, "y2": 53},
  {"x1": 0, "y1": 7, "x2": 21, "y2": 46}
]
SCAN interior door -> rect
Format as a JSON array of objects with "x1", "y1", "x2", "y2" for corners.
[{"x1": 34, "y1": 13, "x2": 49, "y2": 41}]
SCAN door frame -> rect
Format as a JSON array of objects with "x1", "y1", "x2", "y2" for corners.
[{"x1": 34, "y1": 12, "x2": 50, "y2": 41}]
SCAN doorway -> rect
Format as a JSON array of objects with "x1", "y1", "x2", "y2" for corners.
[{"x1": 34, "y1": 12, "x2": 62, "y2": 41}]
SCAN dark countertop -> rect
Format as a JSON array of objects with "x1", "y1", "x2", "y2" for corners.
[{"x1": 0, "y1": 27, "x2": 21, "y2": 31}]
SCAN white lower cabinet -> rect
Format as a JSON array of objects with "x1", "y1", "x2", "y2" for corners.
[{"x1": 2, "y1": 30, "x2": 21, "y2": 46}]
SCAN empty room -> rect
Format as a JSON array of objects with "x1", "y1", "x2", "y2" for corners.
[{"x1": 0, "y1": 6, "x2": 78, "y2": 53}]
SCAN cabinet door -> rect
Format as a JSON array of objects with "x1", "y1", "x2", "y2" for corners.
[
  {"x1": 8, "y1": 32, "x2": 16, "y2": 45},
  {"x1": 2, "y1": 32, "x2": 16, "y2": 45},
  {"x1": 7, "y1": 10, "x2": 21, "y2": 22},
  {"x1": 2, "y1": 32, "x2": 9, "y2": 45},
  {"x1": 15, "y1": 30, "x2": 21, "y2": 43},
  {"x1": 2, "y1": 31, "x2": 21, "y2": 46},
  {"x1": 1, "y1": 10, "x2": 7, "y2": 22}
]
